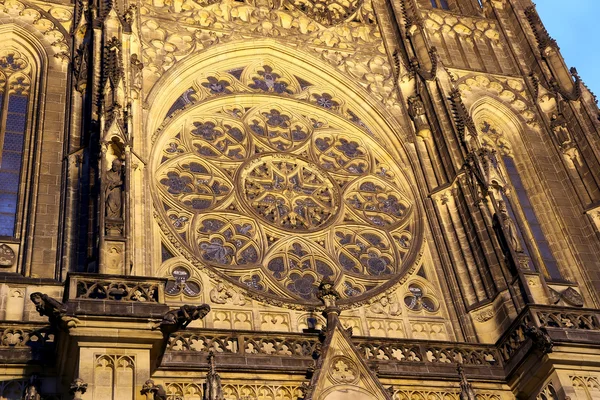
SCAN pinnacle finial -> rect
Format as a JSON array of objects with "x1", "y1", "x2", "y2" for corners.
[
  {"x1": 457, "y1": 363, "x2": 476, "y2": 400},
  {"x1": 203, "y1": 351, "x2": 224, "y2": 400}
]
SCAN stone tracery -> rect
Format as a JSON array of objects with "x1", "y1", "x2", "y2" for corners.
[{"x1": 153, "y1": 63, "x2": 420, "y2": 306}]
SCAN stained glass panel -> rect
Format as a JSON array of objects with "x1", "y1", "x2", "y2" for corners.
[
  {"x1": 0, "y1": 94, "x2": 28, "y2": 237},
  {"x1": 503, "y1": 156, "x2": 561, "y2": 280}
]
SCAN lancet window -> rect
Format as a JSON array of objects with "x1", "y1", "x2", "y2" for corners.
[
  {"x1": 501, "y1": 156, "x2": 561, "y2": 280},
  {"x1": 430, "y1": 0, "x2": 450, "y2": 9},
  {"x1": 480, "y1": 121, "x2": 562, "y2": 280},
  {"x1": 0, "y1": 50, "x2": 32, "y2": 239}
]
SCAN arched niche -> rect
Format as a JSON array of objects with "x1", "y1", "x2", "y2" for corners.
[
  {"x1": 0, "y1": 23, "x2": 56, "y2": 277},
  {"x1": 470, "y1": 97, "x2": 566, "y2": 281}
]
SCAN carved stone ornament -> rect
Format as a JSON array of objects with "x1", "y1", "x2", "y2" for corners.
[
  {"x1": 0, "y1": 244, "x2": 15, "y2": 267},
  {"x1": 141, "y1": 379, "x2": 167, "y2": 400},
  {"x1": 474, "y1": 308, "x2": 495, "y2": 323},
  {"x1": 328, "y1": 356, "x2": 359, "y2": 384},
  {"x1": 561, "y1": 287, "x2": 584, "y2": 307},
  {"x1": 524, "y1": 325, "x2": 553, "y2": 354},
  {"x1": 549, "y1": 286, "x2": 584, "y2": 307},
  {"x1": 368, "y1": 293, "x2": 401, "y2": 316},
  {"x1": 24, "y1": 376, "x2": 41, "y2": 400},
  {"x1": 548, "y1": 287, "x2": 562, "y2": 304},
  {"x1": 155, "y1": 304, "x2": 211, "y2": 336},
  {"x1": 69, "y1": 378, "x2": 88, "y2": 400}
]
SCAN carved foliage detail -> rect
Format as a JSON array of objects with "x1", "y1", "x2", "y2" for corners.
[{"x1": 0, "y1": 244, "x2": 16, "y2": 267}]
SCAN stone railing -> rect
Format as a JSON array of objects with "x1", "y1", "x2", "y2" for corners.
[
  {"x1": 165, "y1": 329, "x2": 500, "y2": 367},
  {"x1": 498, "y1": 305, "x2": 600, "y2": 366},
  {"x1": 65, "y1": 273, "x2": 167, "y2": 303},
  {"x1": 0, "y1": 323, "x2": 56, "y2": 363},
  {"x1": 354, "y1": 339, "x2": 500, "y2": 366},
  {"x1": 534, "y1": 308, "x2": 600, "y2": 330},
  {"x1": 497, "y1": 311, "x2": 532, "y2": 363},
  {"x1": 164, "y1": 305, "x2": 600, "y2": 375},
  {"x1": 168, "y1": 333, "x2": 240, "y2": 353},
  {"x1": 167, "y1": 331, "x2": 320, "y2": 357},
  {"x1": 0, "y1": 324, "x2": 54, "y2": 348}
]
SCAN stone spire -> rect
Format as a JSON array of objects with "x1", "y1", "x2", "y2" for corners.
[
  {"x1": 457, "y1": 364, "x2": 476, "y2": 400},
  {"x1": 203, "y1": 351, "x2": 224, "y2": 400},
  {"x1": 298, "y1": 278, "x2": 392, "y2": 400}
]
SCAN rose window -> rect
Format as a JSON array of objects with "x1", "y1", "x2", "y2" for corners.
[
  {"x1": 239, "y1": 154, "x2": 340, "y2": 232},
  {"x1": 153, "y1": 86, "x2": 421, "y2": 306}
]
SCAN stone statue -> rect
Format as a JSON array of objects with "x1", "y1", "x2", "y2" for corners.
[
  {"x1": 407, "y1": 95, "x2": 431, "y2": 137},
  {"x1": 298, "y1": 382, "x2": 314, "y2": 400},
  {"x1": 130, "y1": 54, "x2": 144, "y2": 91},
  {"x1": 155, "y1": 304, "x2": 211, "y2": 335},
  {"x1": 105, "y1": 158, "x2": 123, "y2": 219},
  {"x1": 498, "y1": 201, "x2": 523, "y2": 253},
  {"x1": 550, "y1": 113, "x2": 571, "y2": 147},
  {"x1": 203, "y1": 351, "x2": 224, "y2": 400},
  {"x1": 317, "y1": 277, "x2": 340, "y2": 315},
  {"x1": 525, "y1": 325, "x2": 554, "y2": 354}
]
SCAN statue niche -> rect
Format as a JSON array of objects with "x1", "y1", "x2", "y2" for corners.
[
  {"x1": 105, "y1": 158, "x2": 124, "y2": 220},
  {"x1": 104, "y1": 146, "x2": 126, "y2": 238},
  {"x1": 493, "y1": 200, "x2": 525, "y2": 275},
  {"x1": 497, "y1": 200, "x2": 523, "y2": 254}
]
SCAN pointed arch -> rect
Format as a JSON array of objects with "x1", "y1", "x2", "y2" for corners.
[
  {"x1": 469, "y1": 97, "x2": 562, "y2": 280},
  {"x1": 0, "y1": 22, "x2": 66, "y2": 279},
  {"x1": 146, "y1": 39, "x2": 427, "y2": 307},
  {"x1": 0, "y1": 27, "x2": 44, "y2": 239},
  {"x1": 144, "y1": 39, "x2": 412, "y2": 169}
]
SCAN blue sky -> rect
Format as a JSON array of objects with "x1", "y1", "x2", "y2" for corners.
[{"x1": 536, "y1": 1, "x2": 600, "y2": 97}]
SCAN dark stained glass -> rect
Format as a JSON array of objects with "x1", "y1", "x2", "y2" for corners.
[
  {"x1": 0, "y1": 94, "x2": 28, "y2": 237},
  {"x1": 503, "y1": 156, "x2": 561, "y2": 280},
  {"x1": 165, "y1": 88, "x2": 196, "y2": 119}
]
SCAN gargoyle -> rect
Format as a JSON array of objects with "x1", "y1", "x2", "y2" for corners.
[
  {"x1": 525, "y1": 325, "x2": 554, "y2": 354},
  {"x1": 154, "y1": 304, "x2": 211, "y2": 336},
  {"x1": 29, "y1": 292, "x2": 78, "y2": 328}
]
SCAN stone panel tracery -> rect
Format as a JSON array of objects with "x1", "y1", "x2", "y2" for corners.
[{"x1": 152, "y1": 64, "x2": 420, "y2": 307}]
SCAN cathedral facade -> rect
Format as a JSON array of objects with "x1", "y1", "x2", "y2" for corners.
[{"x1": 0, "y1": 0, "x2": 600, "y2": 397}]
